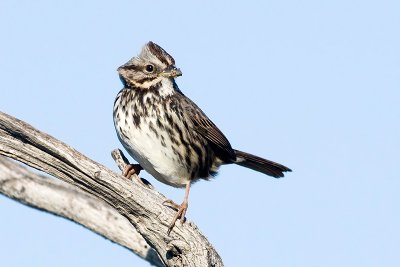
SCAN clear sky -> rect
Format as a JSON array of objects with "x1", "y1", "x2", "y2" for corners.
[{"x1": 0, "y1": 0, "x2": 399, "y2": 266}]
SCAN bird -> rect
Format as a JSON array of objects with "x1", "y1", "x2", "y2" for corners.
[{"x1": 113, "y1": 41, "x2": 291, "y2": 234}]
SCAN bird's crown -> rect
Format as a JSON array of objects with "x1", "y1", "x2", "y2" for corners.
[{"x1": 118, "y1": 41, "x2": 181, "y2": 89}]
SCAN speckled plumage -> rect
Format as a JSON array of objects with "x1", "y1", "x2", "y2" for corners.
[
  {"x1": 113, "y1": 81, "x2": 221, "y2": 188},
  {"x1": 113, "y1": 41, "x2": 291, "y2": 233}
]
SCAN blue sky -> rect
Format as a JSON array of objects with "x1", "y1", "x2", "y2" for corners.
[{"x1": 1, "y1": 0, "x2": 399, "y2": 266}]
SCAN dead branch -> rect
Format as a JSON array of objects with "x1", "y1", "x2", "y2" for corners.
[
  {"x1": 0, "y1": 156, "x2": 164, "y2": 266},
  {"x1": 0, "y1": 111, "x2": 223, "y2": 267}
]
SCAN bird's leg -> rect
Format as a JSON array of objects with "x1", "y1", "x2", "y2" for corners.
[
  {"x1": 122, "y1": 164, "x2": 143, "y2": 179},
  {"x1": 164, "y1": 181, "x2": 191, "y2": 235}
]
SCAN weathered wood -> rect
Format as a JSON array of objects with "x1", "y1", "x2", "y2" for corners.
[
  {"x1": 0, "y1": 111, "x2": 223, "y2": 267},
  {"x1": 0, "y1": 156, "x2": 164, "y2": 266}
]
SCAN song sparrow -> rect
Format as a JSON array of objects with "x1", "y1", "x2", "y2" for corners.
[{"x1": 113, "y1": 41, "x2": 291, "y2": 234}]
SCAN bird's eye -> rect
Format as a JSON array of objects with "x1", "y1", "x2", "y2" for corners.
[{"x1": 145, "y1": 64, "x2": 154, "y2": 72}]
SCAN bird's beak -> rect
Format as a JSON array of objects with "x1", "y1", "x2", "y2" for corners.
[{"x1": 161, "y1": 66, "x2": 182, "y2": 78}]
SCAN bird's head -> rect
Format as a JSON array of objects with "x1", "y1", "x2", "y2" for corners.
[{"x1": 118, "y1": 41, "x2": 182, "y2": 89}]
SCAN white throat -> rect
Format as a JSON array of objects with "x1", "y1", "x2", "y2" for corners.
[{"x1": 158, "y1": 78, "x2": 176, "y2": 97}]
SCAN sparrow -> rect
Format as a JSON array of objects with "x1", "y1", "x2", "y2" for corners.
[{"x1": 113, "y1": 41, "x2": 291, "y2": 233}]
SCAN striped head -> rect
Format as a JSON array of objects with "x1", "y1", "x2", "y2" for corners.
[{"x1": 118, "y1": 41, "x2": 182, "y2": 89}]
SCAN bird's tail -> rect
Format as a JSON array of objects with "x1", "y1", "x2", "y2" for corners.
[{"x1": 234, "y1": 150, "x2": 292, "y2": 178}]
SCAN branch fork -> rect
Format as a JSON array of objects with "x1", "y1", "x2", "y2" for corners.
[{"x1": 0, "y1": 111, "x2": 223, "y2": 267}]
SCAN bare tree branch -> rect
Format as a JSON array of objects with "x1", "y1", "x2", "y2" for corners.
[
  {"x1": 0, "y1": 156, "x2": 164, "y2": 267},
  {"x1": 0, "y1": 111, "x2": 223, "y2": 267}
]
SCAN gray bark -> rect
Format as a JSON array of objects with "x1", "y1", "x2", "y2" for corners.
[
  {"x1": 0, "y1": 156, "x2": 164, "y2": 266},
  {"x1": 0, "y1": 111, "x2": 223, "y2": 267}
]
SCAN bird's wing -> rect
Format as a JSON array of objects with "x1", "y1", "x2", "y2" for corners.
[{"x1": 179, "y1": 95, "x2": 236, "y2": 161}]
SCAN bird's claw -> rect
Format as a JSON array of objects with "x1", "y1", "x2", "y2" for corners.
[
  {"x1": 121, "y1": 164, "x2": 153, "y2": 188},
  {"x1": 166, "y1": 200, "x2": 188, "y2": 235},
  {"x1": 163, "y1": 199, "x2": 181, "y2": 211},
  {"x1": 122, "y1": 164, "x2": 143, "y2": 180}
]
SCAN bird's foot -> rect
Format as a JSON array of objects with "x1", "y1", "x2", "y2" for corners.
[
  {"x1": 122, "y1": 164, "x2": 153, "y2": 188},
  {"x1": 163, "y1": 199, "x2": 181, "y2": 211},
  {"x1": 163, "y1": 199, "x2": 188, "y2": 235},
  {"x1": 122, "y1": 164, "x2": 143, "y2": 178}
]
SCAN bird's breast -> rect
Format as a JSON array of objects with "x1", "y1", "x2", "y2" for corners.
[{"x1": 114, "y1": 89, "x2": 213, "y2": 187}]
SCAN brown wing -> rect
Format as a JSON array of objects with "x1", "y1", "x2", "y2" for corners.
[{"x1": 180, "y1": 95, "x2": 236, "y2": 161}]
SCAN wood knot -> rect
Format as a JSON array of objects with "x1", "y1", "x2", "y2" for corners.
[
  {"x1": 94, "y1": 170, "x2": 101, "y2": 178},
  {"x1": 166, "y1": 239, "x2": 190, "y2": 259}
]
